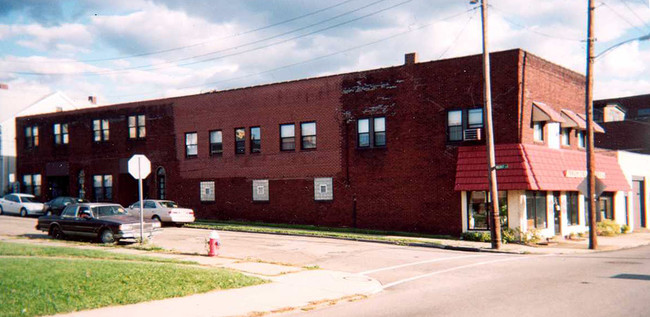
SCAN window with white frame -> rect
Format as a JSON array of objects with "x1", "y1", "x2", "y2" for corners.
[
  {"x1": 185, "y1": 132, "x2": 198, "y2": 157},
  {"x1": 576, "y1": 131, "x2": 585, "y2": 148},
  {"x1": 525, "y1": 191, "x2": 547, "y2": 229},
  {"x1": 53, "y1": 123, "x2": 69, "y2": 145},
  {"x1": 533, "y1": 122, "x2": 544, "y2": 142},
  {"x1": 447, "y1": 110, "x2": 463, "y2": 141},
  {"x1": 468, "y1": 108, "x2": 484, "y2": 128},
  {"x1": 93, "y1": 119, "x2": 109, "y2": 142},
  {"x1": 128, "y1": 115, "x2": 146, "y2": 139},
  {"x1": 561, "y1": 128, "x2": 571, "y2": 146}
]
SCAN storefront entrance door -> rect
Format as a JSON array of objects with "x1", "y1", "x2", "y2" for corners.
[
  {"x1": 553, "y1": 192, "x2": 561, "y2": 235},
  {"x1": 633, "y1": 179, "x2": 646, "y2": 229}
]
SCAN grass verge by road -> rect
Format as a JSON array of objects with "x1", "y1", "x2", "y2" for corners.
[
  {"x1": 0, "y1": 241, "x2": 266, "y2": 317},
  {"x1": 187, "y1": 220, "x2": 454, "y2": 247}
]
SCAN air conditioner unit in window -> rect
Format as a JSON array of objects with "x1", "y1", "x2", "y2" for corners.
[{"x1": 463, "y1": 128, "x2": 482, "y2": 141}]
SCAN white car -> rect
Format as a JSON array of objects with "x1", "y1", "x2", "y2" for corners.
[
  {"x1": 0, "y1": 193, "x2": 46, "y2": 217},
  {"x1": 128, "y1": 200, "x2": 195, "y2": 226}
]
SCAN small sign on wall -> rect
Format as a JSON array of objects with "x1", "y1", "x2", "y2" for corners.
[
  {"x1": 253, "y1": 179, "x2": 269, "y2": 201},
  {"x1": 314, "y1": 177, "x2": 333, "y2": 201},
  {"x1": 200, "y1": 181, "x2": 215, "y2": 201}
]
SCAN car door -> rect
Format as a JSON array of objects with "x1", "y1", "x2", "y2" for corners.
[
  {"x1": 59, "y1": 205, "x2": 79, "y2": 234},
  {"x1": 75, "y1": 206, "x2": 101, "y2": 237},
  {"x1": 144, "y1": 200, "x2": 157, "y2": 219},
  {"x1": 6, "y1": 195, "x2": 19, "y2": 214}
]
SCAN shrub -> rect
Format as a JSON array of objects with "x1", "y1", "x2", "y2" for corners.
[
  {"x1": 501, "y1": 227, "x2": 517, "y2": 244},
  {"x1": 461, "y1": 231, "x2": 491, "y2": 242},
  {"x1": 621, "y1": 224, "x2": 631, "y2": 234},
  {"x1": 514, "y1": 227, "x2": 542, "y2": 244},
  {"x1": 596, "y1": 220, "x2": 620, "y2": 237}
]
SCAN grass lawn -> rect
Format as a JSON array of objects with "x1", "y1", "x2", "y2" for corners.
[
  {"x1": 0, "y1": 242, "x2": 266, "y2": 317},
  {"x1": 187, "y1": 220, "x2": 454, "y2": 247}
]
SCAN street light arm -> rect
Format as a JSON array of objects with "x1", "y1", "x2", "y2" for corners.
[{"x1": 595, "y1": 33, "x2": 650, "y2": 59}]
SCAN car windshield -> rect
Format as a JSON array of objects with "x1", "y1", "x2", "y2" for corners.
[
  {"x1": 20, "y1": 196, "x2": 38, "y2": 203},
  {"x1": 93, "y1": 205, "x2": 128, "y2": 217},
  {"x1": 159, "y1": 201, "x2": 179, "y2": 208}
]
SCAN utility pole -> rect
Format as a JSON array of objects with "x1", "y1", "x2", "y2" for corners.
[
  {"x1": 585, "y1": 0, "x2": 598, "y2": 250},
  {"x1": 476, "y1": 0, "x2": 501, "y2": 249}
]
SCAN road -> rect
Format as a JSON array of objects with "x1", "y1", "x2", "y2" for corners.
[{"x1": 2, "y1": 215, "x2": 649, "y2": 316}]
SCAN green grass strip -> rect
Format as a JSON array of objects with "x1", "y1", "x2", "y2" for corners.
[
  {"x1": 0, "y1": 241, "x2": 194, "y2": 264},
  {"x1": 187, "y1": 220, "x2": 452, "y2": 247},
  {"x1": 0, "y1": 257, "x2": 266, "y2": 317}
]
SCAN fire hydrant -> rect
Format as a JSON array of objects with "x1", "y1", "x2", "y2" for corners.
[{"x1": 208, "y1": 230, "x2": 221, "y2": 257}]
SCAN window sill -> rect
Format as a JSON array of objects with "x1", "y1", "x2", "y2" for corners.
[
  {"x1": 209, "y1": 153, "x2": 223, "y2": 157},
  {"x1": 185, "y1": 155, "x2": 198, "y2": 159}
]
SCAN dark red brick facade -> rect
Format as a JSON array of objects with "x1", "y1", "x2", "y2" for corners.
[
  {"x1": 594, "y1": 94, "x2": 650, "y2": 154},
  {"x1": 16, "y1": 49, "x2": 588, "y2": 236}
]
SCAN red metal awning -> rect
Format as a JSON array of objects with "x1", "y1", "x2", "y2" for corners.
[{"x1": 455, "y1": 144, "x2": 630, "y2": 192}]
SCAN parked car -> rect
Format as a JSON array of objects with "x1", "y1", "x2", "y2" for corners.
[
  {"x1": 128, "y1": 200, "x2": 195, "y2": 226},
  {"x1": 0, "y1": 193, "x2": 45, "y2": 217},
  {"x1": 36, "y1": 203, "x2": 162, "y2": 243},
  {"x1": 43, "y1": 196, "x2": 90, "y2": 216}
]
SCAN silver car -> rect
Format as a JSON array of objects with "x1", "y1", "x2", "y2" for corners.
[
  {"x1": 128, "y1": 200, "x2": 195, "y2": 226},
  {"x1": 0, "y1": 193, "x2": 45, "y2": 217}
]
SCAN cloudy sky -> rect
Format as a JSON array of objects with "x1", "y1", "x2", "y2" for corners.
[{"x1": 1, "y1": 0, "x2": 649, "y2": 116}]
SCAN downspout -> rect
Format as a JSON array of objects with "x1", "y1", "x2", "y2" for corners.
[{"x1": 519, "y1": 51, "x2": 528, "y2": 142}]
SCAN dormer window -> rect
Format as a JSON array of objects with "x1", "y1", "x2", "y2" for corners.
[{"x1": 533, "y1": 122, "x2": 544, "y2": 142}]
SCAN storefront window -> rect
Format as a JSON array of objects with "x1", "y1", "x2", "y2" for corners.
[
  {"x1": 526, "y1": 191, "x2": 547, "y2": 229},
  {"x1": 467, "y1": 191, "x2": 508, "y2": 230},
  {"x1": 567, "y1": 192, "x2": 579, "y2": 225},
  {"x1": 598, "y1": 193, "x2": 613, "y2": 221}
]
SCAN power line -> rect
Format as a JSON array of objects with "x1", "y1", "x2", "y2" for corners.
[
  {"x1": 437, "y1": 9, "x2": 477, "y2": 59},
  {"x1": 489, "y1": 5, "x2": 583, "y2": 42},
  {"x1": 600, "y1": 1, "x2": 648, "y2": 34},
  {"x1": 619, "y1": 0, "x2": 650, "y2": 31},
  {"x1": 7, "y1": 0, "x2": 360, "y2": 64},
  {"x1": 3, "y1": 0, "x2": 404, "y2": 76},
  {"x1": 106, "y1": 6, "x2": 479, "y2": 100}
]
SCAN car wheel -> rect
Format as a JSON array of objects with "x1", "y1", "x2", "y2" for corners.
[
  {"x1": 99, "y1": 229, "x2": 115, "y2": 244},
  {"x1": 175, "y1": 223, "x2": 184, "y2": 228},
  {"x1": 50, "y1": 225, "x2": 65, "y2": 239},
  {"x1": 20, "y1": 208, "x2": 28, "y2": 217},
  {"x1": 0, "y1": 206, "x2": 3, "y2": 215},
  {"x1": 152, "y1": 215, "x2": 162, "y2": 226}
]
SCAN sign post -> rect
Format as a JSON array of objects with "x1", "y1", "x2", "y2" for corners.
[{"x1": 128, "y1": 154, "x2": 151, "y2": 244}]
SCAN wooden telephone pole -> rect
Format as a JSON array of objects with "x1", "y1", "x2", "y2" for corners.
[
  {"x1": 585, "y1": 0, "x2": 598, "y2": 249},
  {"x1": 476, "y1": 0, "x2": 502, "y2": 249}
]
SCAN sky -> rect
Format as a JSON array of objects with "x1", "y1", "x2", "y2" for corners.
[{"x1": 1, "y1": 0, "x2": 649, "y2": 117}]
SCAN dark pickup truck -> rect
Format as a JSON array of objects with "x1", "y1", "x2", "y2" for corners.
[{"x1": 37, "y1": 203, "x2": 162, "y2": 243}]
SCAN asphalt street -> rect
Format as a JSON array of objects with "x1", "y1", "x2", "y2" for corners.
[{"x1": 2, "y1": 215, "x2": 649, "y2": 317}]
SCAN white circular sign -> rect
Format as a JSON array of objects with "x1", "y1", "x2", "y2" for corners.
[{"x1": 128, "y1": 154, "x2": 151, "y2": 180}]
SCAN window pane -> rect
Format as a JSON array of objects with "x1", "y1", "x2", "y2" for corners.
[
  {"x1": 139, "y1": 126, "x2": 146, "y2": 138},
  {"x1": 468, "y1": 191, "x2": 488, "y2": 230},
  {"x1": 138, "y1": 115, "x2": 145, "y2": 126},
  {"x1": 102, "y1": 120, "x2": 109, "y2": 130},
  {"x1": 93, "y1": 176, "x2": 102, "y2": 187},
  {"x1": 358, "y1": 133, "x2": 370, "y2": 147},
  {"x1": 23, "y1": 175, "x2": 31, "y2": 185},
  {"x1": 210, "y1": 131, "x2": 222, "y2": 143},
  {"x1": 301, "y1": 122, "x2": 316, "y2": 136},
  {"x1": 302, "y1": 136, "x2": 316, "y2": 149},
  {"x1": 374, "y1": 131, "x2": 386, "y2": 146},
  {"x1": 535, "y1": 192, "x2": 547, "y2": 228},
  {"x1": 33, "y1": 126, "x2": 38, "y2": 136},
  {"x1": 187, "y1": 145, "x2": 198, "y2": 156},
  {"x1": 448, "y1": 110, "x2": 462, "y2": 126},
  {"x1": 93, "y1": 120, "x2": 100, "y2": 130},
  {"x1": 103, "y1": 129, "x2": 109, "y2": 141},
  {"x1": 374, "y1": 117, "x2": 386, "y2": 132},
  {"x1": 54, "y1": 124, "x2": 60, "y2": 134},
  {"x1": 63, "y1": 134, "x2": 69, "y2": 144},
  {"x1": 251, "y1": 127, "x2": 261, "y2": 140},
  {"x1": 280, "y1": 124, "x2": 295, "y2": 137},
  {"x1": 281, "y1": 137, "x2": 295, "y2": 151},
  {"x1": 129, "y1": 127, "x2": 137, "y2": 138},
  {"x1": 186, "y1": 133, "x2": 197, "y2": 145},
  {"x1": 25, "y1": 127, "x2": 32, "y2": 137},
  {"x1": 128, "y1": 116, "x2": 136, "y2": 127},
  {"x1": 34, "y1": 174, "x2": 41, "y2": 185},
  {"x1": 235, "y1": 128, "x2": 245, "y2": 141},
  {"x1": 449, "y1": 126, "x2": 463, "y2": 141},
  {"x1": 358, "y1": 119, "x2": 369, "y2": 133},
  {"x1": 104, "y1": 175, "x2": 112, "y2": 187},
  {"x1": 468, "y1": 109, "x2": 483, "y2": 127}
]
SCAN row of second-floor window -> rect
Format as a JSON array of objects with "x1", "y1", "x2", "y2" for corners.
[
  {"x1": 185, "y1": 122, "x2": 317, "y2": 158},
  {"x1": 23, "y1": 115, "x2": 146, "y2": 149},
  {"x1": 357, "y1": 117, "x2": 386, "y2": 148},
  {"x1": 22, "y1": 174, "x2": 42, "y2": 196},
  {"x1": 533, "y1": 122, "x2": 586, "y2": 148}
]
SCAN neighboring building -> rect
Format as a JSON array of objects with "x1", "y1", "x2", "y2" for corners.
[
  {"x1": 594, "y1": 93, "x2": 650, "y2": 154},
  {"x1": 16, "y1": 49, "x2": 640, "y2": 237},
  {"x1": 615, "y1": 151, "x2": 649, "y2": 231},
  {"x1": 1, "y1": 91, "x2": 83, "y2": 194}
]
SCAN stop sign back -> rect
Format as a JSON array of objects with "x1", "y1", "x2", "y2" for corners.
[{"x1": 128, "y1": 154, "x2": 151, "y2": 180}]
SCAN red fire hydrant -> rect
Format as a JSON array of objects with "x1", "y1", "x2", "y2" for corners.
[{"x1": 208, "y1": 231, "x2": 221, "y2": 257}]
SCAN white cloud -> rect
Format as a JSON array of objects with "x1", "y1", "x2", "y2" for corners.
[{"x1": 4, "y1": 23, "x2": 92, "y2": 52}]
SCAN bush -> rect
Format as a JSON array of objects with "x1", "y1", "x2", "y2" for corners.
[
  {"x1": 596, "y1": 220, "x2": 620, "y2": 237},
  {"x1": 501, "y1": 227, "x2": 517, "y2": 244},
  {"x1": 621, "y1": 224, "x2": 631, "y2": 234},
  {"x1": 461, "y1": 231, "x2": 491, "y2": 242},
  {"x1": 515, "y1": 227, "x2": 542, "y2": 244}
]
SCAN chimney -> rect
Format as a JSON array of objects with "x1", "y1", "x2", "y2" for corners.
[
  {"x1": 404, "y1": 52, "x2": 417, "y2": 65},
  {"x1": 56, "y1": 106, "x2": 63, "y2": 112},
  {"x1": 88, "y1": 96, "x2": 97, "y2": 104}
]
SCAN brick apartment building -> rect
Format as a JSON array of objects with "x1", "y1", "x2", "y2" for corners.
[
  {"x1": 15, "y1": 49, "x2": 646, "y2": 237},
  {"x1": 594, "y1": 93, "x2": 650, "y2": 155}
]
